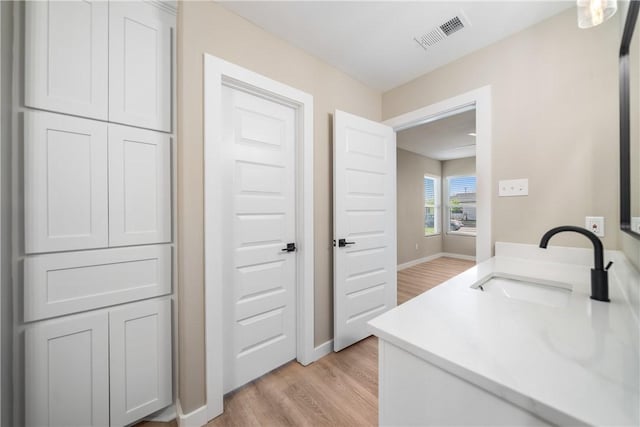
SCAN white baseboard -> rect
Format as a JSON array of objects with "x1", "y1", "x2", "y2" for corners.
[
  {"x1": 398, "y1": 252, "x2": 476, "y2": 271},
  {"x1": 312, "y1": 339, "x2": 333, "y2": 361},
  {"x1": 397, "y1": 253, "x2": 443, "y2": 271},
  {"x1": 145, "y1": 404, "x2": 176, "y2": 422},
  {"x1": 441, "y1": 252, "x2": 476, "y2": 262},
  {"x1": 177, "y1": 400, "x2": 209, "y2": 427}
]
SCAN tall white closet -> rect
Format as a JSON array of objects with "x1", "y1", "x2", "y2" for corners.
[{"x1": 20, "y1": 1, "x2": 176, "y2": 426}]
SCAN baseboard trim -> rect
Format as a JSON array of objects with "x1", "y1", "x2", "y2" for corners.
[
  {"x1": 312, "y1": 339, "x2": 333, "y2": 361},
  {"x1": 397, "y1": 253, "x2": 443, "y2": 271},
  {"x1": 441, "y1": 252, "x2": 476, "y2": 262},
  {"x1": 145, "y1": 404, "x2": 176, "y2": 422},
  {"x1": 177, "y1": 400, "x2": 208, "y2": 427},
  {"x1": 398, "y1": 252, "x2": 476, "y2": 270}
]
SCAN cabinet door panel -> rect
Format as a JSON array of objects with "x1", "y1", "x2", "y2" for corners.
[
  {"x1": 24, "y1": 245, "x2": 172, "y2": 321},
  {"x1": 109, "y1": 298, "x2": 172, "y2": 426},
  {"x1": 25, "y1": 311, "x2": 109, "y2": 427},
  {"x1": 25, "y1": 0, "x2": 108, "y2": 119},
  {"x1": 108, "y1": 125, "x2": 171, "y2": 246},
  {"x1": 109, "y1": 2, "x2": 174, "y2": 132},
  {"x1": 25, "y1": 111, "x2": 108, "y2": 253}
]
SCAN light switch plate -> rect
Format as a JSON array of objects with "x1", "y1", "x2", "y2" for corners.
[
  {"x1": 586, "y1": 216, "x2": 605, "y2": 237},
  {"x1": 498, "y1": 179, "x2": 528, "y2": 197}
]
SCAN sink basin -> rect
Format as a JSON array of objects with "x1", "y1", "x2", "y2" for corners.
[{"x1": 471, "y1": 273, "x2": 572, "y2": 308}]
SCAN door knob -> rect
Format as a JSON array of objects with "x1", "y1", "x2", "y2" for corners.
[
  {"x1": 338, "y1": 238, "x2": 355, "y2": 247},
  {"x1": 281, "y1": 242, "x2": 297, "y2": 252}
]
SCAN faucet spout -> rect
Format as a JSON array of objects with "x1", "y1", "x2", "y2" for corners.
[
  {"x1": 539, "y1": 225, "x2": 610, "y2": 302},
  {"x1": 539, "y1": 225, "x2": 604, "y2": 270}
]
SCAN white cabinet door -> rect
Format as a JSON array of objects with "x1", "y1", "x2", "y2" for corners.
[
  {"x1": 25, "y1": 111, "x2": 109, "y2": 253},
  {"x1": 24, "y1": 245, "x2": 172, "y2": 321},
  {"x1": 108, "y1": 124, "x2": 171, "y2": 246},
  {"x1": 25, "y1": 0, "x2": 108, "y2": 120},
  {"x1": 109, "y1": 298, "x2": 172, "y2": 426},
  {"x1": 109, "y1": 2, "x2": 174, "y2": 132},
  {"x1": 25, "y1": 311, "x2": 110, "y2": 427}
]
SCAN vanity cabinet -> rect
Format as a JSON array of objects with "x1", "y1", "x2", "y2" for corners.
[
  {"x1": 378, "y1": 340, "x2": 551, "y2": 426},
  {"x1": 25, "y1": 298, "x2": 172, "y2": 427},
  {"x1": 25, "y1": 0, "x2": 174, "y2": 132}
]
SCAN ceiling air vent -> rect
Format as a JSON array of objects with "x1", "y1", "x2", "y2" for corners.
[
  {"x1": 440, "y1": 16, "x2": 464, "y2": 36},
  {"x1": 414, "y1": 13, "x2": 469, "y2": 51}
]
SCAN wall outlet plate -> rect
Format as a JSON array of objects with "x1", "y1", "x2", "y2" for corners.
[
  {"x1": 498, "y1": 179, "x2": 528, "y2": 197},
  {"x1": 586, "y1": 216, "x2": 605, "y2": 237}
]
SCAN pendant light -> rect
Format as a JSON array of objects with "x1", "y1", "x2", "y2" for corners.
[{"x1": 577, "y1": 0, "x2": 618, "y2": 28}]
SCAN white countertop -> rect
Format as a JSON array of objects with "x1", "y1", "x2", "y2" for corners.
[{"x1": 368, "y1": 243, "x2": 640, "y2": 426}]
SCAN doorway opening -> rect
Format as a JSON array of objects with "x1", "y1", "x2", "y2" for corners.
[{"x1": 384, "y1": 86, "x2": 492, "y2": 302}]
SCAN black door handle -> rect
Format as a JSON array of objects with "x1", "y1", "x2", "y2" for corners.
[
  {"x1": 281, "y1": 242, "x2": 296, "y2": 252},
  {"x1": 338, "y1": 238, "x2": 355, "y2": 247}
]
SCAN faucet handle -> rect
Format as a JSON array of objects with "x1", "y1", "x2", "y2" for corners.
[{"x1": 605, "y1": 261, "x2": 613, "y2": 271}]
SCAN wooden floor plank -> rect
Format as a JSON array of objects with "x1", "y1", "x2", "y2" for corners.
[{"x1": 136, "y1": 256, "x2": 474, "y2": 427}]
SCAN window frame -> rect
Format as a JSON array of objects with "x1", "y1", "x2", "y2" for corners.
[
  {"x1": 423, "y1": 174, "x2": 441, "y2": 237},
  {"x1": 446, "y1": 174, "x2": 477, "y2": 237}
]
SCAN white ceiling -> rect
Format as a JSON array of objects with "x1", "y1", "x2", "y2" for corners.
[
  {"x1": 397, "y1": 109, "x2": 476, "y2": 160},
  {"x1": 219, "y1": 1, "x2": 574, "y2": 91}
]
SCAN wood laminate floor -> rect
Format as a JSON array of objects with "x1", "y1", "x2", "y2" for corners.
[
  {"x1": 397, "y1": 256, "x2": 475, "y2": 305},
  {"x1": 137, "y1": 256, "x2": 474, "y2": 427}
]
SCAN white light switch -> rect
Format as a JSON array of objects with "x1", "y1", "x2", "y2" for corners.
[{"x1": 498, "y1": 179, "x2": 528, "y2": 197}]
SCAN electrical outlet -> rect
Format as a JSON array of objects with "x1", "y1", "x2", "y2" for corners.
[
  {"x1": 586, "y1": 216, "x2": 605, "y2": 237},
  {"x1": 632, "y1": 217, "x2": 640, "y2": 233},
  {"x1": 498, "y1": 179, "x2": 528, "y2": 197}
]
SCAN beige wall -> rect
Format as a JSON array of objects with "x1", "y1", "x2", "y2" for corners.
[
  {"x1": 383, "y1": 8, "x2": 620, "y2": 251},
  {"x1": 397, "y1": 149, "x2": 442, "y2": 264},
  {"x1": 442, "y1": 157, "x2": 476, "y2": 257},
  {"x1": 177, "y1": 1, "x2": 381, "y2": 413},
  {"x1": 623, "y1": 3, "x2": 640, "y2": 272}
]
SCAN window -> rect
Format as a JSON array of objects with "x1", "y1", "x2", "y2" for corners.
[
  {"x1": 447, "y1": 176, "x2": 476, "y2": 235},
  {"x1": 424, "y1": 175, "x2": 440, "y2": 236}
]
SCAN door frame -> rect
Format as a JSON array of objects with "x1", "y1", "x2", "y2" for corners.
[
  {"x1": 384, "y1": 85, "x2": 492, "y2": 261},
  {"x1": 203, "y1": 54, "x2": 315, "y2": 420}
]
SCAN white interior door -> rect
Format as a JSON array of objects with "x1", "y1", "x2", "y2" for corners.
[
  {"x1": 221, "y1": 84, "x2": 297, "y2": 393},
  {"x1": 333, "y1": 110, "x2": 397, "y2": 351}
]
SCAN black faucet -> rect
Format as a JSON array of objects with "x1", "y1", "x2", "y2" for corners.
[{"x1": 539, "y1": 225, "x2": 611, "y2": 302}]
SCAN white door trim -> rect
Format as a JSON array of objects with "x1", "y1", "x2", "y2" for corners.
[
  {"x1": 384, "y1": 85, "x2": 492, "y2": 262},
  {"x1": 203, "y1": 54, "x2": 314, "y2": 421}
]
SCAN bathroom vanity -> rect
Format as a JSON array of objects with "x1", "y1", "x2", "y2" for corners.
[{"x1": 369, "y1": 243, "x2": 640, "y2": 426}]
